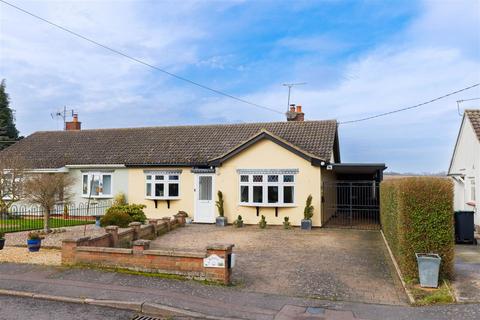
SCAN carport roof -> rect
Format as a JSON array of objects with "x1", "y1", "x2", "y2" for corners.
[{"x1": 331, "y1": 163, "x2": 387, "y2": 178}]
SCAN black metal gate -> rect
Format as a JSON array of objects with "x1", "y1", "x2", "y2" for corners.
[{"x1": 322, "y1": 181, "x2": 380, "y2": 230}]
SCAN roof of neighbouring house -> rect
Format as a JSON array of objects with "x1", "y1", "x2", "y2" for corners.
[
  {"x1": 0, "y1": 120, "x2": 339, "y2": 168},
  {"x1": 465, "y1": 109, "x2": 480, "y2": 141}
]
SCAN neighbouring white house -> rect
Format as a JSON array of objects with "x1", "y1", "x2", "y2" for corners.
[{"x1": 448, "y1": 109, "x2": 480, "y2": 230}]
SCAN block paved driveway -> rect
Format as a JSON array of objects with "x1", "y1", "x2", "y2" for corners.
[{"x1": 150, "y1": 224, "x2": 407, "y2": 305}]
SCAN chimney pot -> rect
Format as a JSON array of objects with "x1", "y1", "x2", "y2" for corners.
[{"x1": 296, "y1": 105, "x2": 302, "y2": 113}]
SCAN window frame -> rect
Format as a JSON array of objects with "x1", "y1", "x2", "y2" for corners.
[
  {"x1": 469, "y1": 177, "x2": 476, "y2": 202},
  {"x1": 81, "y1": 172, "x2": 113, "y2": 198},
  {"x1": 145, "y1": 174, "x2": 181, "y2": 200},
  {"x1": 239, "y1": 173, "x2": 296, "y2": 207}
]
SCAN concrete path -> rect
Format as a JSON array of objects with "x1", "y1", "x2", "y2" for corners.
[
  {"x1": 453, "y1": 244, "x2": 480, "y2": 302},
  {"x1": 0, "y1": 263, "x2": 479, "y2": 320}
]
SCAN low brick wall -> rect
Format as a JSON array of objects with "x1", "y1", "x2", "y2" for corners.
[{"x1": 62, "y1": 212, "x2": 234, "y2": 284}]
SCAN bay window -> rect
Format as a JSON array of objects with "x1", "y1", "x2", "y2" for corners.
[
  {"x1": 145, "y1": 172, "x2": 180, "y2": 199},
  {"x1": 82, "y1": 172, "x2": 112, "y2": 197},
  {"x1": 238, "y1": 170, "x2": 297, "y2": 206}
]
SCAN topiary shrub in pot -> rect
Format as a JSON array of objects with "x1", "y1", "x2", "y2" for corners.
[
  {"x1": 301, "y1": 195, "x2": 314, "y2": 230},
  {"x1": 215, "y1": 191, "x2": 228, "y2": 226},
  {"x1": 283, "y1": 216, "x2": 291, "y2": 229},
  {"x1": 259, "y1": 215, "x2": 267, "y2": 229},
  {"x1": 0, "y1": 232, "x2": 5, "y2": 250},
  {"x1": 27, "y1": 232, "x2": 43, "y2": 252},
  {"x1": 233, "y1": 215, "x2": 243, "y2": 228}
]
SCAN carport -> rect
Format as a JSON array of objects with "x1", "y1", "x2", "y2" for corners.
[{"x1": 322, "y1": 163, "x2": 386, "y2": 230}]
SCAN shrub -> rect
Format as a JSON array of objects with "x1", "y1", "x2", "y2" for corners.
[
  {"x1": 0, "y1": 231, "x2": 4, "y2": 239},
  {"x1": 215, "y1": 191, "x2": 224, "y2": 217},
  {"x1": 100, "y1": 210, "x2": 132, "y2": 228},
  {"x1": 259, "y1": 215, "x2": 267, "y2": 229},
  {"x1": 101, "y1": 204, "x2": 147, "y2": 227},
  {"x1": 233, "y1": 215, "x2": 243, "y2": 227},
  {"x1": 380, "y1": 177, "x2": 454, "y2": 281},
  {"x1": 303, "y1": 195, "x2": 314, "y2": 220},
  {"x1": 113, "y1": 193, "x2": 127, "y2": 206},
  {"x1": 28, "y1": 232, "x2": 42, "y2": 240},
  {"x1": 283, "y1": 216, "x2": 291, "y2": 229}
]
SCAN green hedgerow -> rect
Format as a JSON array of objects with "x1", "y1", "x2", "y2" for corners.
[{"x1": 380, "y1": 177, "x2": 454, "y2": 281}]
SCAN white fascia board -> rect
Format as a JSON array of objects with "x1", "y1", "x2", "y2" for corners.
[{"x1": 65, "y1": 164, "x2": 126, "y2": 169}]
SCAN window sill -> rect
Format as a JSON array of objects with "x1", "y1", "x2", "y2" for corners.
[
  {"x1": 239, "y1": 203, "x2": 296, "y2": 208},
  {"x1": 145, "y1": 197, "x2": 180, "y2": 201},
  {"x1": 82, "y1": 195, "x2": 113, "y2": 199}
]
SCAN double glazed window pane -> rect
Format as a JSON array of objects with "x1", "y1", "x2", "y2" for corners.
[
  {"x1": 283, "y1": 186, "x2": 294, "y2": 203},
  {"x1": 146, "y1": 183, "x2": 152, "y2": 197},
  {"x1": 83, "y1": 175, "x2": 88, "y2": 195},
  {"x1": 199, "y1": 176, "x2": 212, "y2": 200},
  {"x1": 155, "y1": 183, "x2": 164, "y2": 197},
  {"x1": 102, "y1": 175, "x2": 112, "y2": 195},
  {"x1": 253, "y1": 186, "x2": 263, "y2": 203},
  {"x1": 169, "y1": 183, "x2": 179, "y2": 197},
  {"x1": 268, "y1": 186, "x2": 278, "y2": 203},
  {"x1": 240, "y1": 185, "x2": 249, "y2": 202}
]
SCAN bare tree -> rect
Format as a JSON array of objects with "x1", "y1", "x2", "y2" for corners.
[
  {"x1": 0, "y1": 155, "x2": 26, "y2": 216},
  {"x1": 23, "y1": 173, "x2": 74, "y2": 232}
]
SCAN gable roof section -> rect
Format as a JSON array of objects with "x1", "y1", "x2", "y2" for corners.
[
  {"x1": 448, "y1": 109, "x2": 480, "y2": 174},
  {"x1": 1, "y1": 120, "x2": 338, "y2": 168},
  {"x1": 210, "y1": 129, "x2": 324, "y2": 166},
  {"x1": 465, "y1": 109, "x2": 480, "y2": 141}
]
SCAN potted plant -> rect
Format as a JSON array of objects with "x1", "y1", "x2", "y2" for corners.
[
  {"x1": 301, "y1": 195, "x2": 314, "y2": 230},
  {"x1": 215, "y1": 191, "x2": 228, "y2": 226},
  {"x1": 233, "y1": 215, "x2": 243, "y2": 228},
  {"x1": 283, "y1": 216, "x2": 291, "y2": 229},
  {"x1": 259, "y1": 215, "x2": 267, "y2": 229},
  {"x1": 27, "y1": 232, "x2": 43, "y2": 252},
  {"x1": 0, "y1": 232, "x2": 5, "y2": 250}
]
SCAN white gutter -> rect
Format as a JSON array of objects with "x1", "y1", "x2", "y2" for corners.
[
  {"x1": 65, "y1": 164, "x2": 126, "y2": 169},
  {"x1": 26, "y1": 167, "x2": 69, "y2": 173}
]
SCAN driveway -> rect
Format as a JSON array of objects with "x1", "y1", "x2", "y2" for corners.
[
  {"x1": 150, "y1": 224, "x2": 407, "y2": 305},
  {"x1": 453, "y1": 244, "x2": 480, "y2": 302}
]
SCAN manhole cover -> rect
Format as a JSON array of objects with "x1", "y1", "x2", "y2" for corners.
[{"x1": 131, "y1": 315, "x2": 163, "y2": 320}]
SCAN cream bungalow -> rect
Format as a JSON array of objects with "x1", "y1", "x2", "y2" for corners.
[{"x1": 1, "y1": 108, "x2": 385, "y2": 228}]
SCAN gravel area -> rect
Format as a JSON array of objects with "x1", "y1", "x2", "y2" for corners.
[
  {"x1": 0, "y1": 247, "x2": 61, "y2": 265},
  {"x1": 4, "y1": 225, "x2": 115, "y2": 248},
  {"x1": 150, "y1": 224, "x2": 407, "y2": 305}
]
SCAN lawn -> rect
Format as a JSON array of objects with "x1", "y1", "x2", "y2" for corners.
[{"x1": 0, "y1": 218, "x2": 94, "y2": 233}]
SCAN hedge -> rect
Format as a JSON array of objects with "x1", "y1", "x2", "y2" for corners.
[{"x1": 380, "y1": 177, "x2": 454, "y2": 281}]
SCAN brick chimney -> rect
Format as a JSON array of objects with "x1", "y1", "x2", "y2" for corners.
[
  {"x1": 65, "y1": 113, "x2": 81, "y2": 131},
  {"x1": 286, "y1": 104, "x2": 305, "y2": 122}
]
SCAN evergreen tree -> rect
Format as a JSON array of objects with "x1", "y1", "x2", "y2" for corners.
[{"x1": 0, "y1": 80, "x2": 19, "y2": 150}]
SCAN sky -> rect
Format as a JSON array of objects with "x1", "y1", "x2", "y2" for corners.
[{"x1": 0, "y1": 0, "x2": 479, "y2": 173}]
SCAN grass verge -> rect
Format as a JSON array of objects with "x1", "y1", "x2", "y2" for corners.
[{"x1": 408, "y1": 280, "x2": 455, "y2": 306}]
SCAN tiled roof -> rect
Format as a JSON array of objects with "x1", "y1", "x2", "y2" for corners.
[
  {"x1": 0, "y1": 120, "x2": 338, "y2": 168},
  {"x1": 465, "y1": 109, "x2": 480, "y2": 141}
]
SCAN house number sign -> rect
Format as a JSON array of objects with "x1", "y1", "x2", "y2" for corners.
[{"x1": 203, "y1": 254, "x2": 225, "y2": 268}]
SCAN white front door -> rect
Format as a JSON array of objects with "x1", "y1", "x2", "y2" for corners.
[{"x1": 194, "y1": 174, "x2": 215, "y2": 223}]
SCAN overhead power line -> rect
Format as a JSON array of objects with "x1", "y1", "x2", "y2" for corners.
[
  {"x1": 339, "y1": 83, "x2": 480, "y2": 124},
  {"x1": 0, "y1": 0, "x2": 284, "y2": 115}
]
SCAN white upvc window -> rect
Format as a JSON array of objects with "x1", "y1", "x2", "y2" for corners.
[
  {"x1": 82, "y1": 172, "x2": 113, "y2": 198},
  {"x1": 145, "y1": 174, "x2": 180, "y2": 199},
  {"x1": 469, "y1": 177, "x2": 476, "y2": 202},
  {"x1": 239, "y1": 173, "x2": 296, "y2": 207}
]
